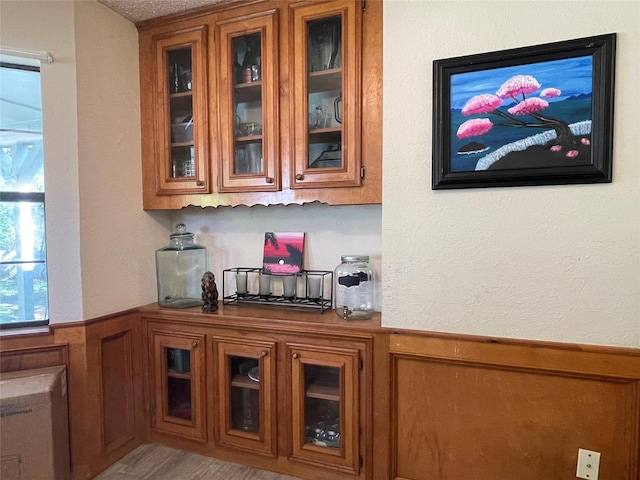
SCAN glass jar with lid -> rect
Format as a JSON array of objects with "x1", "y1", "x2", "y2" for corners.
[
  {"x1": 334, "y1": 255, "x2": 374, "y2": 320},
  {"x1": 155, "y1": 223, "x2": 207, "y2": 308}
]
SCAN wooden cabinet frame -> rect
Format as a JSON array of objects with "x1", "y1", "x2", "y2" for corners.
[
  {"x1": 150, "y1": 329, "x2": 206, "y2": 441},
  {"x1": 152, "y1": 25, "x2": 210, "y2": 195},
  {"x1": 140, "y1": 306, "x2": 379, "y2": 480},
  {"x1": 137, "y1": 0, "x2": 382, "y2": 208},
  {"x1": 289, "y1": 1, "x2": 363, "y2": 189},
  {"x1": 287, "y1": 341, "x2": 361, "y2": 475},
  {"x1": 216, "y1": 10, "x2": 280, "y2": 192},
  {"x1": 211, "y1": 335, "x2": 277, "y2": 456}
]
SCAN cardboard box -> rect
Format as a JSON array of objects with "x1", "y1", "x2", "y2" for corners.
[{"x1": 0, "y1": 366, "x2": 70, "y2": 480}]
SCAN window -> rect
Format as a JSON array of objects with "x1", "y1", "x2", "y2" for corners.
[{"x1": 0, "y1": 62, "x2": 48, "y2": 327}]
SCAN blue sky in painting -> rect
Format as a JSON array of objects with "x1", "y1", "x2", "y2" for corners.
[{"x1": 450, "y1": 55, "x2": 593, "y2": 109}]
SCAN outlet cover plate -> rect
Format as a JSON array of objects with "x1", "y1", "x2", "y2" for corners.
[{"x1": 576, "y1": 448, "x2": 601, "y2": 480}]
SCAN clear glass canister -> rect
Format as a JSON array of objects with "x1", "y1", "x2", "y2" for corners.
[
  {"x1": 334, "y1": 255, "x2": 374, "y2": 320},
  {"x1": 156, "y1": 223, "x2": 207, "y2": 308}
]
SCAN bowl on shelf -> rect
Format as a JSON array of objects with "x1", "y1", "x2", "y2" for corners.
[{"x1": 238, "y1": 122, "x2": 262, "y2": 137}]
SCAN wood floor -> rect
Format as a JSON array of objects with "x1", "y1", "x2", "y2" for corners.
[{"x1": 94, "y1": 444, "x2": 303, "y2": 480}]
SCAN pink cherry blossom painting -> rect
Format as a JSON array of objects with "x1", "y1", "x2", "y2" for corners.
[{"x1": 433, "y1": 34, "x2": 615, "y2": 189}]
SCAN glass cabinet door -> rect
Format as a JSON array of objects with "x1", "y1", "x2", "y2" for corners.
[
  {"x1": 291, "y1": 1, "x2": 362, "y2": 189},
  {"x1": 154, "y1": 26, "x2": 210, "y2": 195},
  {"x1": 288, "y1": 343, "x2": 360, "y2": 475},
  {"x1": 216, "y1": 11, "x2": 279, "y2": 192},
  {"x1": 152, "y1": 332, "x2": 205, "y2": 441},
  {"x1": 212, "y1": 337, "x2": 276, "y2": 457}
]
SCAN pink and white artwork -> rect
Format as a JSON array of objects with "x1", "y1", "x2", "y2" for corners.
[{"x1": 262, "y1": 232, "x2": 305, "y2": 274}]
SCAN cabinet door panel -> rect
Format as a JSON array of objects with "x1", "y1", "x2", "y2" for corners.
[
  {"x1": 216, "y1": 10, "x2": 280, "y2": 192},
  {"x1": 153, "y1": 26, "x2": 210, "y2": 195},
  {"x1": 290, "y1": 1, "x2": 362, "y2": 189},
  {"x1": 151, "y1": 331, "x2": 206, "y2": 441},
  {"x1": 287, "y1": 342, "x2": 360, "y2": 475},
  {"x1": 212, "y1": 336, "x2": 277, "y2": 457}
]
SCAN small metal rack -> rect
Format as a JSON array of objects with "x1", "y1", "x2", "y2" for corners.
[{"x1": 222, "y1": 267, "x2": 333, "y2": 313}]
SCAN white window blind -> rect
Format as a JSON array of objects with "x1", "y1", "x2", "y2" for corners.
[{"x1": 0, "y1": 46, "x2": 53, "y2": 67}]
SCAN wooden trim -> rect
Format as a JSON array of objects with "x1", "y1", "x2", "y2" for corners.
[
  {"x1": 370, "y1": 327, "x2": 390, "y2": 480},
  {"x1": 0, "y1": 326, "x2": 51, "y2": 338},
  {"x1": 390, "y1": 333, "x2": 640, "y2": 378},
  {"x1": 0, "y1": 343, "x2": 67, "y2": 373},
  {"x1": 49, "y1": 307, "x2": 139, "y2": 329}
]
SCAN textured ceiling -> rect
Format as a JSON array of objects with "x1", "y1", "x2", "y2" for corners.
[{"x1": 97, "y1": 0, "x2": 223, "y2": 23}]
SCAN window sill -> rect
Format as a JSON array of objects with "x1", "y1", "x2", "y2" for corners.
[{"x1": 0, "y1": 325, "x2": 51, "y2": 339}]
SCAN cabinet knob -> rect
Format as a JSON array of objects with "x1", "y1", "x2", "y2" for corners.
[
  {"x1": 292, "y1": 352, "x2": 299, "y2": 359},
  {"x1": 295, "y1": 174, "x2": 304, "y2": 181},
  {"x1": 192, "y1": 341, "x2": 198, "y2": 348},
  {"x1": 196, "y1": 180, "x2": 204, "y2": 186},
  {"x1": 261, "y1": 350, "x2": 268, "y2": 357},
  {"x1": 265, "y1": 177, "x2": 274, "y2": 184}
]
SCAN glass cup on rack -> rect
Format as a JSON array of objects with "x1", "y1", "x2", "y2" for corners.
[
  {"x1": 234, "y1": 146, "x2": 248, "y2": 174},
  {"x1": 259, "y1": 272, "x2": 271, "y2": 298},
  {"x1": 246, "y1": 143, "x2": 263, "y2": 173},
  {"x1": 309, "y1": 105, "x2": 331, "y2": 129},
  {"x1": 307, "y1": 276, "x2": 321, "y2": 300},
  {"x1": 236, "y1": 272, "x2": 248, "y2": 297},
  {"x1": 283, "y1": 275, "x2": 297, "y2": 299}
]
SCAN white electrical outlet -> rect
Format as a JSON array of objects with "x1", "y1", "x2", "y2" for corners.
[{"x1": 576, "y1": 448, "x2": 601, "y2": 480}]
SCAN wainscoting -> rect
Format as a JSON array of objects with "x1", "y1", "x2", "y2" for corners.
[
  {"x1": 52, "y1": 312, "x2": 147, "y2": 479},
  {"x1": 2, "y1": 312, "x2": 639, "y2": 480},
  {"x1": 0, "y1": 311, "x2": 146, "y2": 480},
  {"x1": 389, "y1": 333, "x2": 640, "y2": 480}
]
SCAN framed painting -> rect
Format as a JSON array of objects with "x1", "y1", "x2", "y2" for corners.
[
  {"x1": 432, "y1": 34, "x2": 616, "y2": 189},
  {"x1": 262, "y1": 232, "x2": 305, "y2": 274}
]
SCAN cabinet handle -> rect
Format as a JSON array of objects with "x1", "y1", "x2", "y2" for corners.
[
  {"x1": 261, "y1": 350, "x2": 268, "y2": 357},
  {"x1": 196, "y1": 180, "x2": 204, "y2": 186},
  {"x1": 295, "y1": 174, "x2": 304, "y2": 181},
  {"x1": 265, "y1": 177, "x2": 274, "y2": 184},
  {"x1": 292, "y1": 352, "x2": 299, "y2": 359},
  {"x1": 192, "y1": 341, "x2": 198, "y2": 348}
]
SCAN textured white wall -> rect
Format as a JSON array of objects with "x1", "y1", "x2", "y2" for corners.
[
  {"x1": 175, "y1": 203, "x2": 383, "y2": 310},
  {"x1": 74, "y1": 1, "x2": 171, "y2": 319},
  {"x1": 4, "y1": 0, "x2": 638, "y2": 346},
  {"x1": 383, "y1": 1, "x2": 640, "y2": 347},
  {"x1": 0, "y1": 1, "x2": 84, "y2": 322},
  {"x1": 1, "y1": 1, "x2": 172, "y2": 322}
]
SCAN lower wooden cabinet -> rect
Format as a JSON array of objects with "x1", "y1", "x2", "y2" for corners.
[
  {"x1": 143, "y1": 306, "x2": 379, "y2": 479},
  {"x1": 288, "y1": 341, "x2": 361, "y2": 475},
  {"x1": 211, "y1": 335, "x2": 277, "y2": 457},
  {"x1": 149, "y1": 328, "x2": 206, "y2": 441}
]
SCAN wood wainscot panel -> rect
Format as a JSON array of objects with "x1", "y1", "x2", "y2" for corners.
[
  {"x1": 100, "y1": 330, "x2": 135, "y2": 454},
  {"x1": 0, "y1": 328, "x2": 65, "y2": 373},
  {"x1": 1, "y1": 343, "x2": 67, "y2": 372},
  {"x1": 390, "y1": 333, "x2": 640, "y2": 480},
  {"x1": 52, "y1": 311, "x2": 146, "y2": 480}
]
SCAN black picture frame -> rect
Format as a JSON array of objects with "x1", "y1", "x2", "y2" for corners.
[{"x1": 432, "y1": 34, "x2": 616, "y2": 190}]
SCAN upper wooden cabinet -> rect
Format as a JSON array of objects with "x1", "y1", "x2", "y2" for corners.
[
  {"x1": 151, "y1": 26, "x2": 210, "y2": 195},
  {"x1": 216, "y1": 9, "x2": 280, "y2": 193},
  {"x1": 290, "y1": 1, "x2": 361, "y2": 189},
  {"x1": 137, "y1": 0, "x2": 381, "y2": 209}
]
